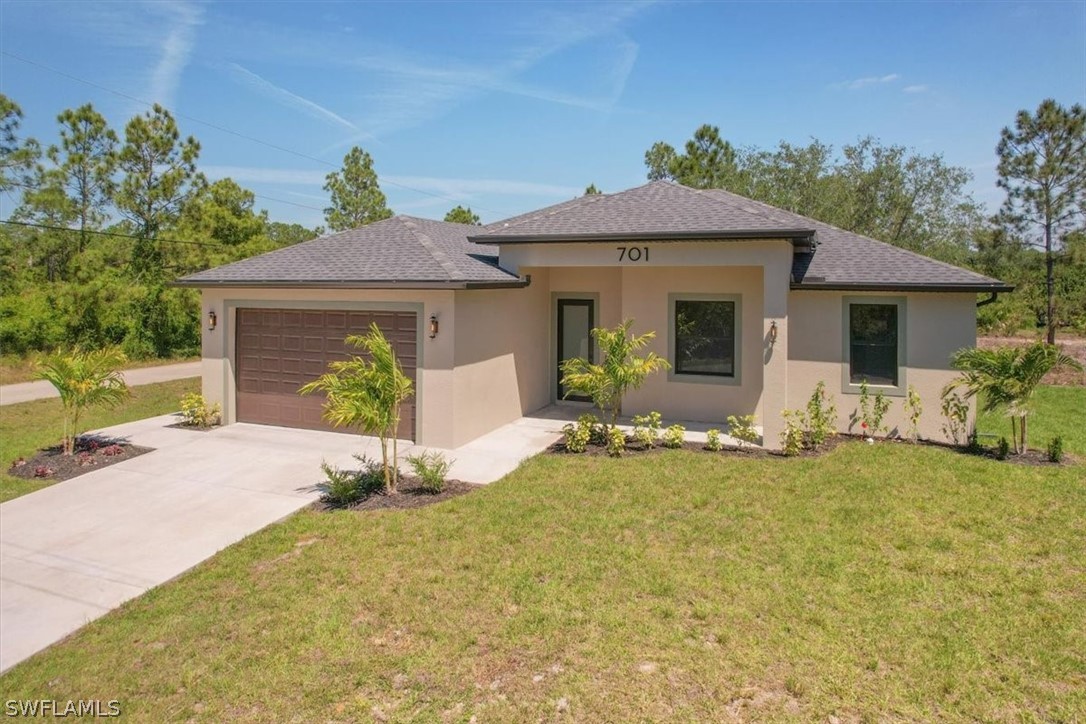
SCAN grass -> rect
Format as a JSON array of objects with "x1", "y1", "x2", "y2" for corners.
[
  {"x1": 0, "y1": 377, "x2": 199, "y2": 503},
  {"x1": 0, "y1": 353, "x2": 199, "y2": 385},
  {"x1": 1, "y1": 439, "x2": 1082, "y2": 720},
  {"x1": 976, "y1": 384, "x2": 1086, "y2": 456}
]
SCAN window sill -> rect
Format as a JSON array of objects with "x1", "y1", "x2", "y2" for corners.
[{"x1": 667, "y1": 372, "x2": 742, "y2": 387}]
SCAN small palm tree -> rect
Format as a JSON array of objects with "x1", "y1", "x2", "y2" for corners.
[
  {"x1": 35, "y1": 348, "x2": 130, "y2": 455},
  {"x1": 947, "y1": 342, "x2": 1082, "y2": 454},
  {"x1": 300, "y1": 323, "x2": 413, "y2": 493},
  {"x1": 560, "y1": 319, "x2": 671, "y2": 432}
]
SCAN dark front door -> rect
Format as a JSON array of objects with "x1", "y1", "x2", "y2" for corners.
[{"x1": 557, "y1": 299, "x2": 594, "y2": 402}]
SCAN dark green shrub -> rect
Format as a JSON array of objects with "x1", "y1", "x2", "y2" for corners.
[
  {"x1": 996, "y1": 437, "x2": 1010, "y2": 460},
  {"x1": 1047, "y1": 436, "x2": 1064, "y2": 463},
  {"x1": 319, "y1": 460, "x2": 364, "y2": 507}
]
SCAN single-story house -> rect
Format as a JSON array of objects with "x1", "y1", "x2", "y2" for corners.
[{"x1": 176, "y1": 180, "x2": 1012, "y2": 450}]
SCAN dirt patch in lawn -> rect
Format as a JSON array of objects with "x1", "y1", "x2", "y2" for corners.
[
  {"x1": 7, "y1": 435, "x2": 153, "y2": 483},
  {"x1": 978, "y1": 335, "x2": 1086, "y2": 386},
  {"x1": 313, "y1": 478, "x2": 483, "y2": 513}
]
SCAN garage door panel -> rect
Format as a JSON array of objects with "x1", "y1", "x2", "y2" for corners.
[{"x1": 236, "y1": 307, "x2": 416, "y2": 439}]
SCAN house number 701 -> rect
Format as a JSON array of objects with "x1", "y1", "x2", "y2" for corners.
[{"x1": 617, "y1": 246, "x2": 649, "y2": 262}]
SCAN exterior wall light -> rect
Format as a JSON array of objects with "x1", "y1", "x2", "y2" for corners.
[
  {"x1": 429, "y1": 314, "x2": 439, "y2": 339},
  {"x1": 769, "y1": 320, "x2": 778, "y2": 344},
  {"x1": 207, "y1": 310, "x2": 217, "y2": 331}
]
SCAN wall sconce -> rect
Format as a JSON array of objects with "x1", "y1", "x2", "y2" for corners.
[
  {"x1": 769, "y1": 320, "x2": 778, "y2": 344},
  {"x1": 207, "y1": 310, "x2": 217, "y2": 331},
  {"x1": 429, "y1": 314, "x2": 439, "y2": 339}
]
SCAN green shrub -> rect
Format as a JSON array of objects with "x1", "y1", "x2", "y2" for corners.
[
  {"x1": 871, "y1": 390, "x2": 891, "y2": 436},
  {"x1": 780, "y1": 409, "x2": 806, "y2": 456},
  {"x1": 179, "y1": 392, "x2": 221, "y2": 427},
  {"x1": 996, "y1": 437, "x2": 1010, "y2": 460},
  {"x1": 941, "y1": 389, "x2": 971, "y2": 446},
  {"x1": 631, "y1": 411, "x2": 662, "y2": 449},
  {"x1": 318, "y1": 460, "x2": 364, "y2": 507},
  {"x1": 1047, "y1": 436, "x2": 1064, "y2": 463},
  {"x1": 662, "y1": 424, "x2": 685, "y2": 449},
  {"x1": 726, "y1": 414, "x2": 759, "y2": 449},
  {"x1": 405, "y1": 450, "x2": 453, "y2": 493},
  {"x1": 606, "y1": 426, "x2": 626, "y2": 457},
  {"x1": 705, "y1": 428, "x2": 723, "y2": 451},
  {"x1": 805, "y1": 381, "x2": 837, "y2": 447},
  {"x1": 563, "y1": 413, "x2": 601, "y2": 453},
  {"x1": 352, "y1": 454, "x2": 387, "y2": 495}
]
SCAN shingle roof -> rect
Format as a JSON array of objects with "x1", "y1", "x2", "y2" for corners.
[
  {"x1": 175, "y1": 216, "x2": 523, "y2": 288},
  {"x1": 474, "y1": 180, "x2": 814, "y2": 241},
  {"x1": 472, "y1": 181, "x2": 1012, "y2": 292}
]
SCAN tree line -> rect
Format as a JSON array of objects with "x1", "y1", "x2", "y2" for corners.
[{"x1": 642, "y1": 100, "x2": 1085, "y2": 341}]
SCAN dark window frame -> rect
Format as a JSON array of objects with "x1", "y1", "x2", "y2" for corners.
[
  {"x1": 842, "y1": 297, "x2": 907, "y2": 396},
  {"x1": 671, "y1": 298, "x2": 738, "y2": 379}
]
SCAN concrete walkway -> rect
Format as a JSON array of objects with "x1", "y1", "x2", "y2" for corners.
[
  {"x1": 0, "y1": 409, "x2": 568, "y2": 672},
  {"x1": 0, "y1": 361, "x2": 202, "y2": 406}
]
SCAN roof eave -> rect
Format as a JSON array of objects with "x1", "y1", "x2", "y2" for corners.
[
  {"x1": 171, "y1": 277, "x2": 530, "y2": 290},
  {"x1": 790, "y1": 281, "x2": 1016, "y2": 293},
  {"x1": 468, "y1": 229, "x2": 816, "y2": 245}
]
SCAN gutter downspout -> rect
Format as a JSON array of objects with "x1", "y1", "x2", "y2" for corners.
[{"x1": 977, "y1": 292, "x2": 999, "y2": 308}]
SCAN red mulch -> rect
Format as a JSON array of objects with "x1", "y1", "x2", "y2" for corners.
[{"x1": 7, "y1": 436, "x2": 153, "y2": 483}]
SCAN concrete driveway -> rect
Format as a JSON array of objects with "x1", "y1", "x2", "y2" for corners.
[
  {"x1": 0, "y1": 411, "x2": 566, "y2": 672},
  {"x1": 0, "y1": 416, "x2": 364, "y2": 672}
]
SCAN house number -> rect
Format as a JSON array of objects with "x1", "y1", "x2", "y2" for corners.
[{"x1": 617, "y1": 246, "x2": 649, "y2": 262}]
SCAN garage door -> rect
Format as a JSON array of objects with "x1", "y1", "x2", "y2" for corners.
[{"x1": 236, "y1": 308, "x2": 417, "y2": 440}]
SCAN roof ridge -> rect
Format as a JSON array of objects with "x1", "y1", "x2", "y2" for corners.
[{"x1": 399, "y1": 216, "x2": 463, "y2": 280}]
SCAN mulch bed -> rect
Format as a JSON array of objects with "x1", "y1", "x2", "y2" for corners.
[
  {"x1": 314, "y1": 478, "x2": 482, "y2": 513},
  {"x1": 547, "y1": 433, "x2": 1073, "y2": 466},
  {"x1": 7, "y1": 435, "x2": 153, "y2": 483}
]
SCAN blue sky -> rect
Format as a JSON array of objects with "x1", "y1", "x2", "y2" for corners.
[{"x1": 2, "y1": 1, "x2": 1084, "y2": 228}]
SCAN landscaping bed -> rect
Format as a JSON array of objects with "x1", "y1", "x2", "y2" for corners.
[
  {"x1": 7, "y1": 436, "x2": 153, "y2": 483},
  {"x1": 323, "y1": 477, "x2": 482, "y2": 512}
]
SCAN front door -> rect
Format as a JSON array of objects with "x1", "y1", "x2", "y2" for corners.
[{"x1": 557, "y1": 299, "x2": 595, "y2": 402}]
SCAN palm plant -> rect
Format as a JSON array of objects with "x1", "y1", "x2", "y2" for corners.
[
  {"x1": 946, "y1": 342, "x2": 1081, "y2": 454},
  {"x1": 35, "y1": 347, "x2": 129, "y2": 455},
  {"x1": 299, "y1": 323, "x2": 413, "y2": 493},
  {"x1": 560, "y1": 319, "x2": 670, "y2": 432}
]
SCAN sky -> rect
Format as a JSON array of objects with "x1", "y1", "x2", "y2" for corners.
[{"x1": 1, "y1": 0, "x2": 1084, "y2": 229}]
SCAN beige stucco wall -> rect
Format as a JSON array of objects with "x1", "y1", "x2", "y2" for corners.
[
  {"x1": 500, "y1": 240, "x2": 794, "y2": 448},
  {"x1": 451, "y1": 271, "x2": 552, "y2": 447},
  {"x1": 787, "y1": 290, "x2": 977, "y2": 441},
  {"x1": 199, "y1": 287, "x2": 457, "y2": 448}
]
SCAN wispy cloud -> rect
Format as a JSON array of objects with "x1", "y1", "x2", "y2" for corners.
[
  {"x1": 227, "y1": 63, "x2": 364, "y2": 133},
  {"x1": 903, "y1": 84, "x2": 929, "y2": 94},
  {"x1": 200, "y1": 166, "x2": 582, "y2": 201},
  {"x1": 147, "y1": 2, "x2": 204, "y2": 106},
  {"x1": 832, "y1": 73, "x2": 901, "y2": 91}
]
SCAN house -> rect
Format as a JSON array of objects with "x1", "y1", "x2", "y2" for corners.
[{"x1": 176, "y1": 181, "x2": 1012, "y2": 450}]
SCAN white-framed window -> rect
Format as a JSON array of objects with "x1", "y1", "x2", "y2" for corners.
[
  {"x1": 842, "y1": 296, "x2": 907, "y2": 395},
  {"x1": 668, "y1": 294, "x2": 742, "y2": 385}
]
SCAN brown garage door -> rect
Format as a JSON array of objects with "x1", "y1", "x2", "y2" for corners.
[{"x1": 236, "y1": 308, "x2": 417, "y2": 440}]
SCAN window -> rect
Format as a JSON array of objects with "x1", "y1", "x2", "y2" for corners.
[
  {"x1": 674, "y1": 299, "x2": 736, "y2": 377},
  {"x1": 849, "y1": 303, "x2": 898, "y2": 385}
]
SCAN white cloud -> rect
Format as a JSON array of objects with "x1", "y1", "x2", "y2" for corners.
[
  {"x1": 833, "y1": 73, "x2": 901, "y2": 91},
  {"x1": 147, "y1": 2, "x2": 204, "y2": 106},
  {"x1": 903, "y1": 84, "x2": 929, "y2": 94},
  {"x1": 227, "y1": 63, "x2": 364, "y2": 133},
  {"x1": 202, "y1": 166, "x2": 328, "y2": 186}
]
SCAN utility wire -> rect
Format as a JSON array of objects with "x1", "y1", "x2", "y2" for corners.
[
  {"x1": 0, "y1": 219, "x2": 225, "y2": 247},
  {"x1": 2, "y1": 50, "x2": 498, "y2": 214}
]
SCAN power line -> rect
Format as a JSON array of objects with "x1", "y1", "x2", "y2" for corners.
[
  {"x1": 0, "y1": 219, "x2": 224, "y2": 247},
  {"x1": 2, "y1": 50, "x2": 497, "y2": 214}
]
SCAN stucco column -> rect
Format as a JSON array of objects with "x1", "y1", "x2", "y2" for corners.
[{"x1": 760, "y1": 250, "x2": 791, "y2": 450}]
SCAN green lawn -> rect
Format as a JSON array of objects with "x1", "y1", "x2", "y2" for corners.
[
  {"x1": 0, "y1": 377, "x2": 199, "y2": 503},
  {"x1": 2, "y1": 438, "x2": 1082, "y2": 720},
  {"x1": 976, "y1": 384, "x2": 1086, "y2": 456}
]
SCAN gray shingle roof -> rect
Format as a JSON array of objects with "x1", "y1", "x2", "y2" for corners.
[
  {"x1": 176, "y1": 216, "x2": 522, "y2": 288},
  {"x1": 472, "y1": 181, "x2": 1011, "y2": 292},
  {"x1": 474, "y1": 180, "x2": 813, "y2": 241}
]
